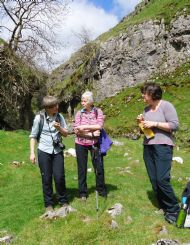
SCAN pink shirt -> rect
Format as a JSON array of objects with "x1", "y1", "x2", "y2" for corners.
[{"x1": 74, "y1": 108, "x2": 104, "y2": 145}]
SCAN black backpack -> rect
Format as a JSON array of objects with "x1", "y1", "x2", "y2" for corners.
[
  {"x1": 182, "y1": 182, "x2": 190, "y2": 199},
  {"x1": 36, "y1": 111, "x2": 61, "y2": 142}
]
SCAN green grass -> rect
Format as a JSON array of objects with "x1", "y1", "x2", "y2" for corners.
[
  {"x1": 99, "y1": 0, "x2": 190, "y2": 42},
  {"x1": 0, "y1": 130, "x2": 190, "y2": 244}
]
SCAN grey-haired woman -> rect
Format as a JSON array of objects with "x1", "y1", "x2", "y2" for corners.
[{"x1": 73, "y1": 91, "x2": 107, "y2": 201}]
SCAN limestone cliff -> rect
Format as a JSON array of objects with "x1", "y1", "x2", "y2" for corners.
[{"x1": 49, "y1": 1, "x2": 190, "y2": 109}]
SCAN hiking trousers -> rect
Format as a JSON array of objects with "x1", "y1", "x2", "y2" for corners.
[
  {"x1": 143, "y1": 144, "x2": 180, "y2": 213},
  {"x1": 75, "y1": 143, "x2": 107, "y2": 197},
  {"x1": 38, "y1": 149, "x2": 67, "y2": 207}
]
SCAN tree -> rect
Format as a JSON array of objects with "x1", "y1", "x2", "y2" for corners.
[
  {"x1": 73, "y1": 26, "x2": 94, "y2": 46},
  {"x1": 0, "y1": 0, "x2": 71, "y2": 69}
]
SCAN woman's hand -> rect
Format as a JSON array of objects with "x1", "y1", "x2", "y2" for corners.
[
  {"x1": 93, "y1": 130, "x2": 100, "y2": 137},
  {"x1": 53, "y1": 121, "x2": 61, "y2": 130},
  {"x1": 142, "y1": 121, "x2": 157, "y2": 128},
  {"x1": 137, "y1": 114, "x2": 144, "y2": 124},
  {"x1": 30, "y1": 153, "x2": 36, "y2": 164}
]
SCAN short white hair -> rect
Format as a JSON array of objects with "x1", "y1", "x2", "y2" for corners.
[{"x1": 81, "y1": 91, "x2": 94, "y2": 105}]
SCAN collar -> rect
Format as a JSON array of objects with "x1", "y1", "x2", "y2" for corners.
[
  {"x1": 81, "y1": 107, "x2": 95, "y2": 113},
  {"x1": 45, "y1": 112, "x2": 58, "y2": 121}
]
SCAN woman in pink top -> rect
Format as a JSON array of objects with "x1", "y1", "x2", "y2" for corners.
[
  {"x1": 137, "y1": 82, "x2": 180, "y2": 224},
  {"x1": 73, "y1": 91, "x2": 107, "y2": 200}
]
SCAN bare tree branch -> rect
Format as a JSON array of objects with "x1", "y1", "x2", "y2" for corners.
[{"x1": 0, "y1": 0, "x2": 71, "y2": 69}]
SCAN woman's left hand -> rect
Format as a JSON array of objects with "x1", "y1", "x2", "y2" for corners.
[
  {"x1": 53, "y1": 121, "x2": 61, "y2": 130},
  {"x1": 143, "y1": 120, "x2": 156, "y2": 128}
]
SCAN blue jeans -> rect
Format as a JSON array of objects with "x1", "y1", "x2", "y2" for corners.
[
  {"x1": 38, "y1": 149, "x2": 67, "y2": 207},
  {"x1": 75, "y1": 143, "x2": 107, "y2": 197},
  {"x1": 143, "y1": 144, "x2": 180, "y2": 213}
]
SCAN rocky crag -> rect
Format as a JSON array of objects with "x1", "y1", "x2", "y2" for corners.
[{"x1": 49, "y1": 1, "x2": 190, "y2": 110}]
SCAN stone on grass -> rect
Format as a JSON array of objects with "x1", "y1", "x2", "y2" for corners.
[
  {"x1": 54, "y1": 205, "x2": 77, "y2": 218},
  {"x1": 107, "y1": 203, "x2": 123, "y2": 217},
  {"x1": 153, "y1": 239, "x2": 179, "y2": 245},
  {"x1": 159, "y1": 226, "x2": 168, "y2": 235},
  {"x1": 0, "y1": 235, "x2": 13, "y2": 244},
  {"x1": 40, "y1": 205, "x2": 77, "y2": 219},
  {"x1": 125, "y1": 216, "x2": 133, "y2": 224},
  {"x1": 64, "y1": 148, "x2": 76, "y2": 157},
  {"x1": 112, "y1": 140, "x2": 124, "y2": 146},
  {"x1": 172, "y1": 157, "x2": 183, "y2": 164},
  {"x1": 111, "y1": 220, "x2": 119, "y2": 229},
  {"x1": 124, "y1": 152, "x2": 129, "y2": 157}
]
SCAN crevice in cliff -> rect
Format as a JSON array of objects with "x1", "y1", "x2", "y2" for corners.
[{"x1": 170, "y1": 39, "x2": 187, "y2": 51}]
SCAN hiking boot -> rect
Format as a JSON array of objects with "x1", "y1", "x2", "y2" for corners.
[
  {"x1": 60, "y1": 203, "x2": 69, "y2": 208},
  {"x1": 40, "y1": 206, "x2": 54, "y2": 219},
  {"x1": 154, "y1": 209, "x2": 164, "y2": 215},
  {"x1": 98, "y1": 190, "x2": 107, "y2": 198},
  {"x1": 165, "y1": 212, "x2": 178, "y2": 224},
  {"x1": 45, "y1": 206, "x2": 54, "y2": 213}
]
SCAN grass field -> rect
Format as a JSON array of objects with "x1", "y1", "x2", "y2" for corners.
[{"x1": 0, "y1": 130, "x2": 190, "y2": 245}]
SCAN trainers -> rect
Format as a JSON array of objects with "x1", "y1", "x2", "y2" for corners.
[{"x1": 165, "y1": 212, "x2": 178, "y2": 224}]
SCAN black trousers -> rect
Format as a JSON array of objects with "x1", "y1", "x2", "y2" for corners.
[
  {"x1": 75, "y1": 143, "x2": 106, "y2": 197},
  {"x1": 38, "y1": 149, "x2": 67, "y2": 207},
  {"x1": 143, "y1": 144, "x2": 180, "y2": 213}
]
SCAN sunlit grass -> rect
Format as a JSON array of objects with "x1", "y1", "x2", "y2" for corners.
[{"x1": 0, "y1": 131, "x2": 190, "y2": 244}]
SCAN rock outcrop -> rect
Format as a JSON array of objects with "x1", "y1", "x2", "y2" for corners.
[
  {"x1": 92, "y1": 15, "x2": 190, "y2": 100},
  {"x1": 49, "y1": 11, "x2": 190, "y2": 104}
]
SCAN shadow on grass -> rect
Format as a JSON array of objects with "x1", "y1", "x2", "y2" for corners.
[
  {"x1": 147, "y1": 190, "x2": 159, "y2": 209},
  {"x1": 66, "y1": 183, "x2": 118, "y2": 202},
  {"x1": 147, "y1": 189, "x2": 181, "y2": 209}
]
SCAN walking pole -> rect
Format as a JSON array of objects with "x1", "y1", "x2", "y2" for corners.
[{"x1": 96, "y1": 189, "x2": 99, "y2": 219}]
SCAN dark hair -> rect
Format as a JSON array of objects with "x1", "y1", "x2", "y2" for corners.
[{"x1": 141, "y1": 82, "x2": 162, "y2": 100}]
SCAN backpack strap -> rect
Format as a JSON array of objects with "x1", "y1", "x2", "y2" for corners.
[
  {"x1": 80, "y1": 107, "x2": 99, "y2": 122},
  {"x1": 37, "y1": 111, "x2": 45, "y2": 142},
  {"x1": 36, "y1": 111, "x2": 61, "y2": 142}
]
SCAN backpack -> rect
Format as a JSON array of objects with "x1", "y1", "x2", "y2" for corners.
[
  {"x1": 177, "y1": 182, "x2": 190, "y2": 228},
  {"x1": 36, "y1": 111, "x2": 61, "y2": 142}
]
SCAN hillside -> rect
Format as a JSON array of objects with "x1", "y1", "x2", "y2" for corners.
[{"x1": 48, "y1": 0, "x2": 190, "y2": 114}]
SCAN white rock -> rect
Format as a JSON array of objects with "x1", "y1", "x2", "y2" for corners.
[
  {"x1": 172, "y1": 156, "x2": 183, "y2": 164},
  {"x1": 64, "y1": 148, "x2": 76, "y2": 157},
  {"x1": 111, "y1": 220, "x2": 119, "y2": 229},
  {"x1": 0, "y1": 235, "x2": 12, "y2": 244},
  {"x1": 87, "y1": 168, "x2": 92, "y2": 172},
  {"x1": 107, "y1": 203, "x2": 123, "y2": 217},
  {"x1": 113, "y1": 140, "x2": 124, "y2": 146}
]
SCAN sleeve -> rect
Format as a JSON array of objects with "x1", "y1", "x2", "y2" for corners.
[
  {"x1": 60, "y1": 114, "x2": 68, "y2": 130},
  {"x1": 29, "y1": 115, "x2": 40, "y2": 139},
  {"x1": 97, "y1": 108, "x2": 104, "y2": 128},
  {"x1": 73, "y1": 111, "x2": 81, "y2": 128},
  {"x1": 164, "y1": 101, "x2": 179, "y2": 131}
]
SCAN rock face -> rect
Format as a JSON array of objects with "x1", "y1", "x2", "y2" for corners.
[
  {"x1": 50, "y1": 13, "x2": 190, "y2": 103},
  {"x1": 92, "y1": 15, "x2": 190, "y2": 101}
]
